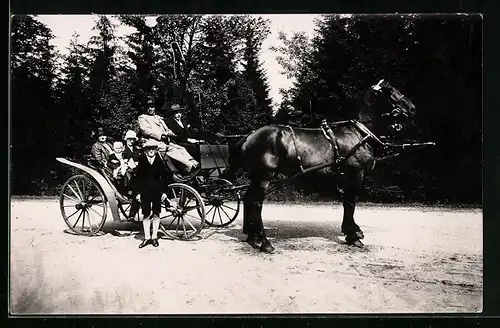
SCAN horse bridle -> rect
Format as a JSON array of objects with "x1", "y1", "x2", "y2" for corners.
[{"x1": 372, "y1": 79, "x2": 413, "y2": 118}]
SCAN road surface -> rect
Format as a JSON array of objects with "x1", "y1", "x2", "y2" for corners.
[{"x1": 10, "y1": 198, "x2": 482, "y2": 314}]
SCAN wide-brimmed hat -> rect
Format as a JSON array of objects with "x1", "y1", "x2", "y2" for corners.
[
  {"x1": 96, "y1": 127, "x2": 106, "y2": 137},
  {"x1": 168, "y1": 104, "x2": 185, "y2": 115},
  {"x1": 124, "y1": 130, "x2": 138, "y2": 140},
  {"x1": 142, "y1": 139, "x2": 160, "y2": 149}
]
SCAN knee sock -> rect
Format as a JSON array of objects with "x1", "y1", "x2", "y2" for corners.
[
  {"x1": 142, "y1": 218, "x2": 151, "y2": 240},
  {"x1": 151, "y1": 216, "x2": 160, "y2": 239}
]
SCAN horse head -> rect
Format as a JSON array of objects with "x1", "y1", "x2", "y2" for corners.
[{"x1": 368, "y1": 79, "x2": 417, "y2": 138}]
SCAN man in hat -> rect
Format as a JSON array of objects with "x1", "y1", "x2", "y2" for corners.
[
  {"x1": 133, "y1": 139, "x2": 171, "y2": 248},
  {"x1": 91, "y1": 127, "x2": 114, "y2": 167},
  {"x1": 165, "y1": 104, "x2": 202, "y2": 160},
  {"x1": 137, "y1": 98, "x2": 199, "y2": 174}
]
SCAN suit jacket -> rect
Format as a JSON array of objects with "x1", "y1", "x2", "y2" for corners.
[
  {"x1": 123, "y1": 144, "x2": 141, "y2": 162},
  {"x1": 133, "y1": 153, "x2": 170, "y2": 194},
  {"x1": 138, "y1": 114, "x2": 172, "y2": 141},
  {"x1": 166, "y1": 116, "x2": 194, "y2": 143},
  {"x1": 91, "y1": 141, "x2": 113, "y2": 166}
]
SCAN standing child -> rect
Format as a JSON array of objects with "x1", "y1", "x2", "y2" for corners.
[{"x1": 134, "y1": 139, "x2": 171, "y2": 248}]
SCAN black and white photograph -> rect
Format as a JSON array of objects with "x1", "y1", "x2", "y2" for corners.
[{"x1": 9, "y1": 13, "x2": 482, "y2": 314}]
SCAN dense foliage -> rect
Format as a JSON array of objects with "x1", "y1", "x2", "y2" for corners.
[
  {"x1": 272, "y1": 14, "x2": 481, "y2": 205},
  {"x1": 10, "y1": 14, "x2": 273, "y2": 195},
  {"x1": 10, "y1": 14, "x2": 481, "y2": 205}
]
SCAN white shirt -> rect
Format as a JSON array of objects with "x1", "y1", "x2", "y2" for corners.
[
  {"x1": 175, "y1": 118, "x2": 184, "y2": 128},
  {"x1": 147, "y1": 155, "x2": 155, "y2": 165}
]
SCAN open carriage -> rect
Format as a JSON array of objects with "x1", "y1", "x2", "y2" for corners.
[{"x1": 56, "y1": 139, "x2": 242, "y2": 241}]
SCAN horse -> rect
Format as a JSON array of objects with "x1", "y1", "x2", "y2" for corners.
[{"x1": 228, "y1": 79, "x2": 417, "y2": 254}]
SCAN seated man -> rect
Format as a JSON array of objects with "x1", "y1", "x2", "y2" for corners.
[
  {"x1": 137, "y1": 98, "x2": 199, "y2": 174},
  {"x1": 165, "y1": 104, "x2": 202, "y2": 160}
]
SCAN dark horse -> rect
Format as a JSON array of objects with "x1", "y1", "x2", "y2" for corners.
[{"x1": 229, "y1": 79, "x2": 417, "y2": 254}]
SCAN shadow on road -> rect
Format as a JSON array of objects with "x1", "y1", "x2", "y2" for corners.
[{"x1": 214, "y1": 220, "x2": 346, "y2": 245}]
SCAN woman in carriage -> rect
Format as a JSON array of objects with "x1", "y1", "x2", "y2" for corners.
[
  {"x1": 90, "y1": 127, "x2": 113, "y2": 168},
  {"x1": 137, "y1": 98, "x2": 199, "y2": 175}
]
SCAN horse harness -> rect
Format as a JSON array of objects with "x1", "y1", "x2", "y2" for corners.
[{"x1": 284, "y1": 120, "x2": 382, "y2": 175}]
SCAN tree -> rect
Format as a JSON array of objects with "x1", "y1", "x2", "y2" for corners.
[
  {"x1": 11, "y1": 15, "x2": 58, "y2": 194},
  {"x1": 240, "y1": 16, "x2": 273, "y2": 126},
  {"x1": 87, "y1": 15, "x2": 119, "y2": 128},
  {"x1": 55, "y1": 33, "x2": 93, "y2": 159},
  {"x1": 118, "y1": 15, "x2": 158, "y2": 116},
  {"x1": 270, "y1": 29, "x2": 314, "y2": 124}
]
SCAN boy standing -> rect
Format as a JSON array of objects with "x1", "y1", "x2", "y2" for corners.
[{"x1": 134, "y1": 139, "x2": 171, "y2": 248}]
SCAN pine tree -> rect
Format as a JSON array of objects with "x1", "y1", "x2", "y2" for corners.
[
  {"x1": 241, "y1": 16, "x2": 273, "y2": 126},
  {"x1": 87, "y1": 15, "x2": 119, "y2": 128},
  {"x1": 55, "y1": 33, "x2": 93, "y2": 158},
  {"x1": 11, "y1": 15, "x2": 58, "y2": 194},
  {"x1": 119, "y1": 15, "x2": 157, "y2": 115}
]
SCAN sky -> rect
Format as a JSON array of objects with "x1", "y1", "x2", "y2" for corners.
[{"x1": 35, "y1": 14, "x2": 320, "y2": 106}]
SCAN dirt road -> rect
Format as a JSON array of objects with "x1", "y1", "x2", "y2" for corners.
[{"x1": 10, "y1": 198, "x2": 482, "y2": 314}]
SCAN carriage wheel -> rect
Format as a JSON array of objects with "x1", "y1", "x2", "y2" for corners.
[
  {"x1": 117, "y1": 201, "x2": 140, "y2": 221},
  {"x1": 199, "y1": 178, "x2": 241, "y2": 228},
  {"x1": 59, "y1": 174, "x2": 107, "y2": 236},
  {"x1": 159, "y1": 183, "x2": 206, "y2": 240}
]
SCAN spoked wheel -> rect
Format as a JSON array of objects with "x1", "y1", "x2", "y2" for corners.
[
  {"x1": 59, "y1": 174, "x2": 107, "y2": 236},
  {"x1": 117, "y1": 201, "x2": 140, "y2": 221},
  {"x1": 159, "y1": 183, "x2": 206, "y2": 240},
  {"x1": 198, "y1": 178, "x2": 241, "y2": 227}
]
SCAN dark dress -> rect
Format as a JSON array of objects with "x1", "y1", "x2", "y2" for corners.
[
  {"x1": 133, "y1": 153, "x2": 171, "y2": 218},
  {"x1": 165, "y1": 116, "x2": 200, "y2": 160}
]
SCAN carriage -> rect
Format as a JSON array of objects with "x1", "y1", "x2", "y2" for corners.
[
  {"x1": 56, "y1": 138, "x2": 242, "y2": 241},
  {"x1": 56, "y1": 78, "x2": 436, "y2": 251}
]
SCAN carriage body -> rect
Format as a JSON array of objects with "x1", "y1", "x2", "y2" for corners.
[
  {"x1": 56, "y1": 138, "x2": 244, "y2": 239},
  {"x1": 56, "y1": 157, "x2": 207, "y2": 240}
]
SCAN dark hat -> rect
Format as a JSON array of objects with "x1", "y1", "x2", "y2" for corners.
[
  {"x1": 147, "y1": 97, "x2": 155, "y2": 107},
  {"x1": 169, "y1": 104, "x2": 185, "y2": 115},
  {"x1": 96, "y1": 127, "x2": 106, "y2": 137}
]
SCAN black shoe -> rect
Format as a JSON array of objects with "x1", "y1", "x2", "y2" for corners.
[
  {"x1": 152, "y1": 239, "x2": 159, "y2": 247},
  {"x1": 138, "y1": 239, "x2": 151, "y2": 248}
]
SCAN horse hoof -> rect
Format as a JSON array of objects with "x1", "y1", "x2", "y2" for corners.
[
  {"x1": 348, "y1": 239, "x2": 364, "y2": 248},
  {"x1": 260, "y1": 242, "x2": 275, "y2": 254},
  {"x1": 249, "y1": 242, "x2": 260, "y2": 249},
  {"x1": 245, "y1": 239, "x2": 259, "y2": 249},
  {"x1": 356, "y1": 231, "x2": 365, "y2": 240}
]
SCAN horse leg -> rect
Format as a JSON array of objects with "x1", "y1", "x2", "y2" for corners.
[
  {"x1": 242, "y1": 178, "x2": 274, "y2": 253},
  {"x1": 340, "y1": 170, "x2": 365, "y2": 248}
]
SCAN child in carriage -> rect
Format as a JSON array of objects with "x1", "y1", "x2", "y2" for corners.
[
  {"x1": 133, "y1": 139, "x2": 173, "y2": 248},
  {"x1": 107, "y1": 141, "x2": 134, "y2": 196}
]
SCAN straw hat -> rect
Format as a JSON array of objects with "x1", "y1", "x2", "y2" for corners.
[
  {"x1": 142, "y1": 139, "x2": 160, "y2": 149},
  {"x1": 124, "y1": 130, "x2": 138, "y2": 141},
  {"x1": 168, "y1": 104, "x2": 185, "y2": 115}
]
